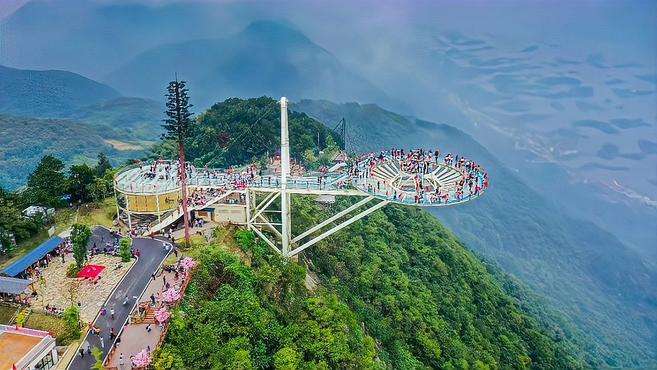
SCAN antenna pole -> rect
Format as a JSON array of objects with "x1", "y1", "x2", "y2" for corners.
[{"x1": 280, "y1": 97, "x2": 291, "y2": 255}]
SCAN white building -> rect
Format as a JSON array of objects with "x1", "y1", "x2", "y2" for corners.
[
  {"x1": 0, "y1": 324, "x2": 59, "y2": 370},
  {"x1": 22, "y1": 206, "x2": 54, "y2": 219}
]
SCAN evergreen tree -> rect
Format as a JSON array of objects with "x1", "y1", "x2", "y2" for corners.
[
  {"x1": 68, "y1": 164, "x2": 96, "y2": 204},
  {"x1": 0, "y1": 188, "x2": 41, "y2": 245},
  {"x1": 26, "y1": 155, "x2": 67, "y2": 207},
  {"x1": 119, "y1": 237, "x2": 132, "y2": 262},
  {"x1": 96, "y1": 152, "x2": 112, "y2": 177},
  {"x1": 71, "y1": 224, "x2": 91, "y2": 269},
  {"x1": 162, "y1": 79, "x2": 194, "y2": 244}
]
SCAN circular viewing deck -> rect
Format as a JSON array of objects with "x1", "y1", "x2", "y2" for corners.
[{"x1": 114, "y1": 148, "x2": 488, "y2": 210}]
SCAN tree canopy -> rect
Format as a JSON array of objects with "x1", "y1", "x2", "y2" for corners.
[
  {"x1": 26, "y1": 155, "x2": 67, "y2": 207},
  {"x1": 153, "y1": 97, "x2": 341, "y2": 169},
  {"x1": 71, "y1": 223, "x2": 91, "y2": 269}
]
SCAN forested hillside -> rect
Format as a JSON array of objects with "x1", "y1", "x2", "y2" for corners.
[
  {"x1": 67, "y1": 97, "x2": 163, "y2": 141},
  {"x1": 152, "y1": 97, "x2": 341, "y2": 167},
  {"x1": 293, "y1": 99, "x2": 657, "y2": 367},
  {"x1": 295, "y1": 198, "x2": 582, "y2": 368},
  {"x1": 158, "y1": 220, "x2": 581, "y2": 369},
  {"x1": 0, "y1": 115, "x2": 148, "y2": 189},
  {"x1": 158, "y1": 229, "x2": 379, "y2": 369},
  {"x1": 151, "y1": 96, "x2": 585, "y2": 368},
  {"x1": 0, "y1": 64, "x2": 119, "y2": 117}
]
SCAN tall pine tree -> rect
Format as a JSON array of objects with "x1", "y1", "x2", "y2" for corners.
[
  {"x1": 27, "y1": 155, "x2": 67, "y2": 207},
  {"x1": 163, "y1": 79, "x2": 194, "y2": 244}
]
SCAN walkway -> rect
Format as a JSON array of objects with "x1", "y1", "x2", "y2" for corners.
[
  {"x1": 67, "y1": 236, "x2": 170, "y2": 370},
  {"x1": 105, "y1": 269, "x2": 179, "y2": 368}
]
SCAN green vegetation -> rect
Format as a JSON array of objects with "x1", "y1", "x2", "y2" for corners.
[
  {"x1": 24, "y1": 311, "x2": 69, "y2": 344},
  {"x1": 91, "y1": 347, "x2": 104, "y2": 370},
  {"x1": 0, "y1": 303, "x2": 73, "y2": 345},
  {"x1": 1, "y1": 151, "x2": 117, "y2": 264},
  {"x1": 153, "y1": 97, "x2": 341, "y2": 168},
  {"x1": 67, "y1": 97, "x2": 163, "y2": 141},
  {"x1": 294, "y1": 197, "x2": 582, "y2": 369},
  {"x1": 119, "y1": 237, "x2": 132, "y2": 262},
  {"x1": 25, "y1": 155, "x2": 68, "y2": 208},
  {"x1": 61, "y1": 305, "x2": 82, "y2": 341},
  {"x1": 75, "y1": 198, "x2": 118, "y2": 229},
  {"x1": 295, "y1": 99, "x2": 657, "y2": 367},
  {"x1": 0, "y1": 304, "x2": 18, "y2": 323},
  {"x1": 15, "y1": 307, "x2": 29, "y2": 327},
  {"x1": 71, "y1": 224, "x2": 91, "y2": 269},
  {"x1": 0, "y1": 114, "x2": 149, "y2": 189},
  {"x1": 0, "y1": 64, "x2": 119, "y2": 118},
  {"x1": 157, "y1": 229, "x2": 378, "y2": 369},
  {"x1": 158, "y1": 221, "x2": 580, "y2": 368},
  {"x1": 0, "y1": 188, "x2": 45, "y2": 258}
]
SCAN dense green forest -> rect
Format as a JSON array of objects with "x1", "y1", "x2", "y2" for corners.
[
  {"x1": 158, "y1": 221, "x2": 581, "y2": 369},
  {"x1": 157, "y1": 229, "x2": 379, "y2": 369},
  {"x1": 153, "y1": 97, "x2": 341, "y2": 168},
  {"x1": 294, "y1": 99, "x2": 657, "y2": 367},
  {"x1": 294, "y1": 198, "x2": 582, "y2": 369}
]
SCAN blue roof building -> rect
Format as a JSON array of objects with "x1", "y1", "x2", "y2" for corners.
[{"x1": 2, "y1": 236, "x2": 63, "y2": 277}]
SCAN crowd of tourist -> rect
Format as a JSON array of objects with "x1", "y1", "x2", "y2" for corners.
[
  {"x1": 352, "y1": 148, "x2": 489, "y2": 205},
  {"x1": 123, "y1": 149, "x2": 489, "y2": 232}
]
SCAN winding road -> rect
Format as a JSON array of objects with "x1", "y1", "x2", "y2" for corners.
[{"x1": 68, "y1": 228, "x2": 170, "y2": 370}]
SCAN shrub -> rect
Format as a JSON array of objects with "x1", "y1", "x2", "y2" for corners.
[
  {"x1": 15, "y1": 308, "x2": 29, "y2": 327},
  {"x1": 91, "y1": 347, "x2": 104, "y2": 370},
  {"x1": 66, "y1": 263, "x2": 80, "y2": 278},
  {"x1": 119, "y1": 237, "x2": 132, "y2": 262},
  {"x1": 62, "y1": 305, "x2": 81, "y2": 340}
]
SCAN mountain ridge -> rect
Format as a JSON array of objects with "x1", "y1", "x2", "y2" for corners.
[
  {"x1": 0, "y1": 64, "x2": 120, "y2": 117},
  {"x1": 105, "y1": 21, "x2": 404, "y2": 111}
]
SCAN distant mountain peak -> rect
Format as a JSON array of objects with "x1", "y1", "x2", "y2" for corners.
[
  {"x1": 239, "y1": 19, "x2": 314, "y2": 47},
  {"x1": 0, "y1": 64, "x2": 120, "y2": 118}
]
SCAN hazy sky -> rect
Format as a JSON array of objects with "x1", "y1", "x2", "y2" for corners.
[{"x1": 0, "y1": 0, "x2": 27, "y2": 19}]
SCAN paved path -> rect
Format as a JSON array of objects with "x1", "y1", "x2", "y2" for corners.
[{"x1": 68, "y1": 233, "x2": 169, "y2": 370}]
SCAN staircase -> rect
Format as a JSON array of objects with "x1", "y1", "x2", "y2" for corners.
[
  {"x1": 142, "y1": 306, "x2": 156, "y2": 324},
  {"x1": 144, "y1": 190, "x2": 236, "y2": 235}
]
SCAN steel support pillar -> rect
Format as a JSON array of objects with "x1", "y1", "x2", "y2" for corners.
[{"x1": 287, "y1": 199, "x2": 389, "y2": 257}]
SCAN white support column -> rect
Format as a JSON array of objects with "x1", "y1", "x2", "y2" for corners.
[
  {"x1": 245, "y1": 189, "x2": 251, "y2": 229},
  {"x1": 155, "y1": 193, "x2": 162, "y2": 224},
  {"x1": 280, "y1": 97, "x2": 292, "y2": 255},
  {"x1": 250, "y1": 192, "x2": 280, "y2": 224},
  {"x1": 287, "y1": 200, "x2": 389, "y2": 257},
  {"x1": 125, "y1": 193, "x2": 132, "y2": 230}
]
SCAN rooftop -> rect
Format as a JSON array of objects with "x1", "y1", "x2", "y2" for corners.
[
  {"x1": 2, "y1": 236, "x2": 63, "y2": 277},
  {"x1": 0, "y1": 325, "x2": 53, "y2": 370}
]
